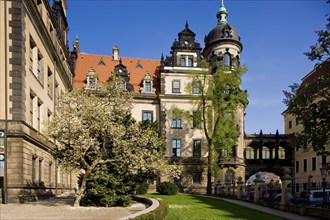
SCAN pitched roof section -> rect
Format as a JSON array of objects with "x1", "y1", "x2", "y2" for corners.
[{"x1": 74, "y1": 53, "x2": 161, "y2": 94}]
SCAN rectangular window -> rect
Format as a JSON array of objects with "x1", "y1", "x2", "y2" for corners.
[
  {"x1": 187, "y1": 56, "x2": 193, "y2": 67},
  {"x1": 30, "y1": 93, "x2": 35, "y2": 126},
  {"x1": 37, "y1": 100, "x2": 42, "y2": 131},
  {"x1": 288, "y1": 120, "x2": 292, "y2": 129},
  {"x1": 295, "y1": 160, "x2": 299, "y2": 173},
  {"x1": 192, "y1": 81, "x2": 200, "y2": 94},
  {"x1": 295, "y1": 117, "x2": 299, "y2": 126},
  {"x1": 193, "y1": 172, "x2": 202, "y2": 184},
  {"x1": 311, "y1": 157, "x2": 316, "y2": 171},
  {"x1": 172, "y1": 139, "x2": 181, "y2": 157},
  {"x1": 47, "y1": 68, "x2": 53, "y2": 98},
  {"x1": 172, "y1": 80, "x2": 180, "y2": 93},
  {"x1": 39, "y1": 158, "x2": 43, "y2": 184},
  {"x1": 321, "y1": 155, "x2": 326, "y2": 165},
  {"x1": 49, "y1": 162, "x2": 53, "y2": 186},
  {"x1": 142, "y1": 111, "x2": 153, "y2": 122},
  {"x1": 303, "y1": 159, "x2": 307, "y2": 172},
  {"x1": 193, "y1": 111, "x2": 201, "y2": 128},
  {"x1": 172, "y1": 116, "x2": 182, "y2": 128},
  {"x1": 32, "y1": 154, "x2": 37, "y2": 182},
  {"x1": 145, "y1": 82, "x2": 151, "y2": 92},
  {"x1": 193, "y1": 140, "x2": 201, "y2": 157}
]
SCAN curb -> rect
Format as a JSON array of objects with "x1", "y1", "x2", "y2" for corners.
[{"x1": 119, "y1": 197, "x2": 160, "y2": 220}]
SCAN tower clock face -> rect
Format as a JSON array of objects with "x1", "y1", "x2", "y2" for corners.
[
  {"x1": 184, "y1": 41, "x2": 188, "y2": 45},
  {"x1": 0, "y1": 155, "x2": 4, "y2": 161}
]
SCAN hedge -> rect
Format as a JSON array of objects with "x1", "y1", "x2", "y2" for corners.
[{"x1": 130, "y1": 198, "x2": 169, "y2": 220}]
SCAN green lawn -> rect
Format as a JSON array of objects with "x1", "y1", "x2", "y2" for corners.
[{"x1": 148, "y1": 193, "x2": 286, "y2": 220}]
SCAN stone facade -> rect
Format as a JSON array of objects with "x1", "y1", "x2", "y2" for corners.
[{"x1": 0, "y1": 0, "x2": 77, "y2": 203}]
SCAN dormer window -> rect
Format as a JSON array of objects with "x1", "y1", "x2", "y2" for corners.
[
  {"x1": 223, "y1": 53, "x2": 230, "y2": 67},
  {"x1": 141, "y1": 72, "x2": 154, "y2": 93},
  {"x1": 89, "y1": 77, "x2": 96, "y2": 89},
  {"x1": 145, "y1": 82, "x2": 151, "y2": 92},
  {"x1": 121, "y1": 81, "x2": 126, "y2": 89},
  {"x1": 85, "y1": 67, "x2": 98, "y2": 90}
]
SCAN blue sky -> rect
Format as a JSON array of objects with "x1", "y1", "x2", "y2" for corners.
[{"x1": 66, "y1": 0, "x2": 328, "y2": 134}]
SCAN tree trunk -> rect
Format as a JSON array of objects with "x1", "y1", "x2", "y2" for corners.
[
  {"x1": 206, "y1": 142, "x2": 213, "y2": 195},
  {"x1": 73, "y1": 167, "x2": 92, "y2": 207}
]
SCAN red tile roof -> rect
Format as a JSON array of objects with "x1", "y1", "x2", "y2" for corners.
[{"x1": 74, "y1": 53, "x2": 161, "y2": 94}]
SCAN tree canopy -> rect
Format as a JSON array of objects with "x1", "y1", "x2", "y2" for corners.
[
  {"x1": 186, "y1": 60, "x2": 248, "y2": 194},
  {"x1": 283, "y1": 60, "x2": 330, "y2": 156},
  {"x1": 46, "y1": 75, "x2": 165, "y2": 206},
  {"x1": 304, "y1": 0, "x2": 330, "y2": 63}
]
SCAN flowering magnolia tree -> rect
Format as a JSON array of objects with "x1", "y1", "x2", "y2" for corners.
[{"x1": 47, "y1": 76, "x2": 165, "y2": 207}]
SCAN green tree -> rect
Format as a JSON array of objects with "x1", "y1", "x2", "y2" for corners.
[
  {"x1": 283, "y1": 60, "x2": 330, "y2": 156},
  {"x1": 47, "y1": 75, "x2": 165, "y2": 207},
  {"x1": 186, "y1": 60, "x2": 248, "y2": 195}
]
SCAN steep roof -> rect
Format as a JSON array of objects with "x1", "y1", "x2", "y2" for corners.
[{"x1": 74, "y1": 53, "x2": 161, "y2": 94}]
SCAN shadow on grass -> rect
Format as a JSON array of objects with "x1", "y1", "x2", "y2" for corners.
[{"x1": 148, "y1": 193, "x2": 286, "y2": 220}]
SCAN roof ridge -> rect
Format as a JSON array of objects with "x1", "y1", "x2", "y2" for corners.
[{"x1": 79, "y1": 52, "x2": 160, "y2": 62}]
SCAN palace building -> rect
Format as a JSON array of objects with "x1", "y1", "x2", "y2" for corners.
[
  {"x1": 1, "y1": 0, "x2": 296, "y2": 202},
  {"x1": 73, "y1": 2, "x2": 294, "y2": 193}
]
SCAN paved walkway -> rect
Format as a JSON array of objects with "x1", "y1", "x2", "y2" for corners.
[
  {"x1": 0, "y1": 192, "x2": 147, "y2": 220},
  {"x1": 212, "y1": 196, "x2": 325, "y2": 220}
]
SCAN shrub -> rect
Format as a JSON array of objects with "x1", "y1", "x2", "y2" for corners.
[
  {"x1": 136, "y1": 182, "x2": 149, "y2": 195},
  {"x1": 156, "y1": 182, "x2": 178, "y2": 195},
  {"x1": 130, "y1": 199, "x2": 169, "y2": 220}
]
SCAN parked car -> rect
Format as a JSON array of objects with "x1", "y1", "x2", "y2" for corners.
[
  {"x1": 273, "y1": 192, "x2": 293, "y2": 203},
  {"x1": 297, "y1": 189, "x2": 330, "y2": 207}
]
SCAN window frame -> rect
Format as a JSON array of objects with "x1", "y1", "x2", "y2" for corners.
[
  {"x1": 192, "y1": 111, "x2": 201, "y2": 128},
  {"x1": 145, "y1": 81, "x2": 152, "y2": 93},
  {"x1": 172, "y1": 80, "x2": 181, "y2": 93},
  {"x1": 245, "y1": 146, "x2": 254, "y2": 159},
  {"x1": 172, "y1": 116, "x2": 182, "y2": 129},
  {"x1": 172, "y1": 139, "x2": 181, "y2": 157},
  {"x1": 142, "y1": 111, "x2": 153, "y2": 122},
  {"x1": 193, "y1": 139, "x2": 201, "y2": 158},
  {"x1": 223, "y1": 53, "x2": 230, "y2": 67}
]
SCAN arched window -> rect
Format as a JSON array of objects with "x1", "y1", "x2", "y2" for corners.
[
  {"x1": 262, "y1": 146, "x2": 270, "y2": 159},
  {"x1": 223, "y1": 54, "x2": 230, "y2": 67},
  {"x1": 181, "y1": 57, "x2": 186, "y2": 66},
  {"x1": 278, "y1": 147, "x2": 285, "y2": 159},
  {"x1": 245, "y1": 147, "x2": 254, "y2": 159},
  {"x1": 187, "y1": 57, "x2": 193, "y2": 67}
]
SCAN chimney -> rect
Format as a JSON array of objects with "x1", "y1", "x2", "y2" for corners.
[{"x1": 113, "y1": 46, "x2": 119, "y2": 62}]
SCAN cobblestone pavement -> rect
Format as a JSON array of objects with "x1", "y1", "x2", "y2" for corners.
[{"x1": 0, "y1": 194, "x2": 146, "y2": 220}]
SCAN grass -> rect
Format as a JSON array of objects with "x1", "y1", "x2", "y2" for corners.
[{"x1": 147, "y1": 193, "x2": 286, "y2": 220}]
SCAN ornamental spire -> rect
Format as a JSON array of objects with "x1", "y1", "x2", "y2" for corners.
[{"x1": 217, "y1": 0, "x2": 228, "y2": 25}]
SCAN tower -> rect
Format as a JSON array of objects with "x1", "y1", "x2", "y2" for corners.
[
  {"x1": 204, "y1": 0, "x2": 242, "y2": 69},
  {"x1": 204, "y1": 0, "x2": 246, "y2": 185}
]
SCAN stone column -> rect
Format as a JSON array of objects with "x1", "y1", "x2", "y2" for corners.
[
  {"x1": 280, "y1": 167, "x2": 292, "y2": 206},
  {"x1": 253, "y1": 173, "x2": 264, "y2": 203},
  {"x1": 237, "y1": 176, "x2": 244, "y2": 199}
]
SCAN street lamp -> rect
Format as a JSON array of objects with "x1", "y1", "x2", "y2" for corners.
[{"x1": 320, "y1": 164, "x2": 328, "y2": 204}]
